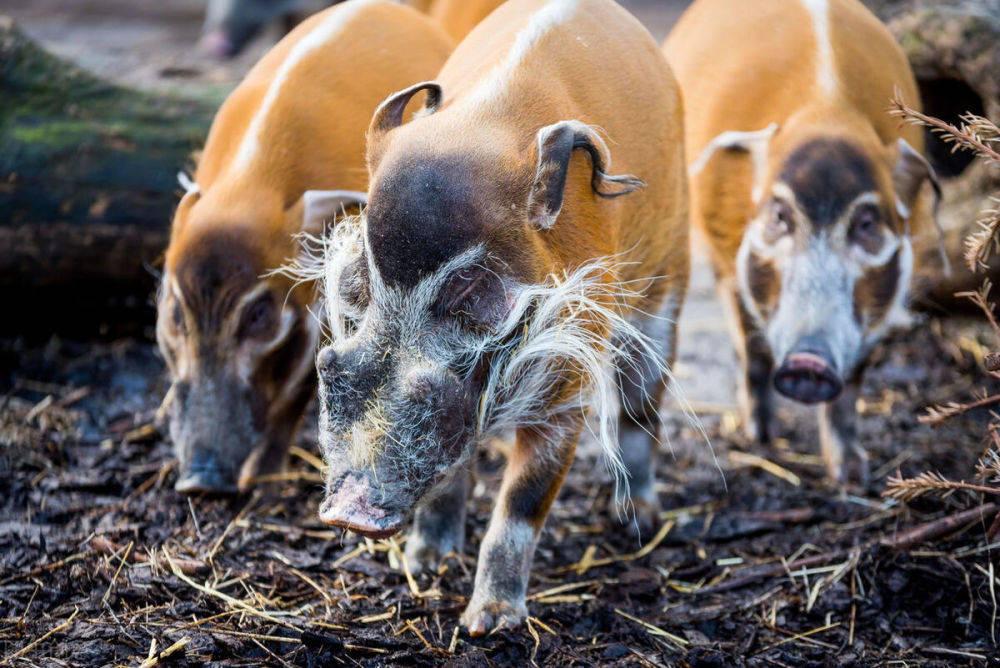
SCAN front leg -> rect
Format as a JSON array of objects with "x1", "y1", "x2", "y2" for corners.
[
  {"x1": 818, "y1": 369, "x2": 867, "y2": 487},
  {"x1": 716, "y1": 279, "x2": 774, "y2": 443},
  {"x1": 461, "y1": 427, "x2": 577, "y2": 636},
  {"x1": 404, "y1": 469, "x2": 470, "y2": 574}
]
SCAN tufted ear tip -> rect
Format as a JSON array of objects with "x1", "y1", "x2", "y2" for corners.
[{"x1": 527, "y1": 120, "x2": 642, "y2": 230}]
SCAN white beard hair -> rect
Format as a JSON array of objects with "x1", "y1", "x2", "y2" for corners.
[{"x1": 279, "y1": 215, "x2": 703, "y2": 500}]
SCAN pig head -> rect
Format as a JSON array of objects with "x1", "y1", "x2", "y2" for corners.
[{"x1": 697, "y1": 122, "x2": 940, "y2": 404}]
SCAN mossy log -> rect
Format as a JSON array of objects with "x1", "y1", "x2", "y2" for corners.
[
  {"x1": 865, "y1": 0, "x2": 1000, "y2": 308},
  {"x1": 0, "y1": 15, "x2": 214, "y2": 336}
]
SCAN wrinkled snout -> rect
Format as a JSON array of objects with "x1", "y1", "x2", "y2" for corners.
[
  {"x1": 774, "y1": 341, "x2": 843, "y2": 404},
  {"x1": 319, "y1": 472, "x2": 405, "y2": 539},
  {"x1": 175, "y1": 449, "x2": 239, "y2": 495}
]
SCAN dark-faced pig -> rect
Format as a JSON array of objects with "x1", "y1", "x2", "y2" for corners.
[
  {"x1": 665, "y1": 0, "x2": 940, "y2": 483},
  {"x1": 309, "y1": 0, "x2": 689, "y2": 634},
  {"x1": 157, "y1": 0, "x2": 452, "y2": 494}
]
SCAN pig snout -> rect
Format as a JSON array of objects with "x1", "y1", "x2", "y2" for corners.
[
  {"x1": 319, "y1": 473, "x2": 405, "y2": 539},
  {"x1": 175, "y1": 449, "x2": 240, "y2": 495},
  {"x1": 773, "y1": 340, "x2": 843, "y2": 404}
]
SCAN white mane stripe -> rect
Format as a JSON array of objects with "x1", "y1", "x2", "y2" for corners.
[
  {"x1": 800, "y1": 0, "x2": 837, "y2": 97},
  {"x1": 231, "y1": 0, "x2": 381, "y2": 171},
  {"x1": 464, "y1": 0, "x2": 580, "y2": 107}
]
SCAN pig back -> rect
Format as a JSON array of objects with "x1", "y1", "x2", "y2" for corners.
[
  {"x1": 436, "y1": 0, "x2": 688, "y2": 291},
  {"x1": 193, "y1": 1, "x2": 453, "y2": 208}
]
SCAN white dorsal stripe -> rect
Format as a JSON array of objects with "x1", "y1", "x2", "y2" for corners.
[
  {"x1": 800, "y1": 0, "x2": 837, "y2": 97},
  {"x1": 231, "y1": 0, "x2": 381, "y2": 172},
  {"x1": 465, "y1": 0, "x2": 580, "y2": 106}
]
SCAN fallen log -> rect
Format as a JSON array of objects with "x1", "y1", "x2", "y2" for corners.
[{"x1": 0, "y1": 15, "x2": 215, "y2": 336}]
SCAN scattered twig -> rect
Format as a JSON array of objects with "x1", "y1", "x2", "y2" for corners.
[{"x1": 881, "y1": 503, "x2": 998, "y2": 550}]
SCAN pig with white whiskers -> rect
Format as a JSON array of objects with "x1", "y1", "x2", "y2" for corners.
[
  {"x1": 666, "y1": 0, "x2": 942, "y2": 485},
  {"x1": 304, "y1": 0, "x2": 690, "y2": 635}
]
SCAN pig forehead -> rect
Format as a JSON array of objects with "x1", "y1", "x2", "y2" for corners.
[
  {"x1": 778, "y1": 138, "x2": 878, "y2": 226},
  {"x1": 366, "y1": 156, "x2": 486, "y2": 289}
]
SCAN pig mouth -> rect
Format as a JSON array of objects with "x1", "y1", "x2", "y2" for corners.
[
  {"x1": 773, "y1": 352, "x2": 843, "y2": 404},
  {"x1": 319, "y1": 473, "x2": 405, "y2": 539}
]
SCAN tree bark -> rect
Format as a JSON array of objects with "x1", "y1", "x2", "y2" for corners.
[{"x1": 0, "y1": 15, "x2": 214, "y2": 336}]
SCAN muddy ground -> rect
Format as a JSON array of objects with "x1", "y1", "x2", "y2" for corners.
[{"x1": 2, "y1": 0, "x2": 1000, "y2": 666}]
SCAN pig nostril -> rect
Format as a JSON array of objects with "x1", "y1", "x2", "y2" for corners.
[
  {"x1": 773, "y1": 354, "x2": 843, "y2": 405},
  {"x1": 317, "y1": 346, "x2": 339, "y2": 375}
]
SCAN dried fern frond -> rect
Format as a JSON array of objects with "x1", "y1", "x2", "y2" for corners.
[
  {"x1": 884, "y1": 470, "x2": 1000, "y2": 502},
  {"x1": 956, "y1": 280, "x2": 1000, "y2": 343},
  {"x1": 889, "y1": 94, "x2": 1000, "y2": 165},
  {"x1": 964, "y1": 198, "x2": 1000, "y2": 272},
  {"x1": 976, "y1": 445, "x2": 1000, "y2": 484},
  {"x1": 920, "y1": 392, "x2": 1000, "y2": 425}
]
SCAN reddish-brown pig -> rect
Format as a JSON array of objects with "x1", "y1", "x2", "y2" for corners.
[
  {"x1": 665, "y1": 0, "x2": 940, "y2": 484},
  {"x1": 310, "y1": 0, "x2": 689, "y2": 634},
  {"x1": 158, "y1": 0, "x2": 452, "y2": 494}
]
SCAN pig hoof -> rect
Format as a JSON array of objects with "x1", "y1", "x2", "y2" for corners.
[{"x1": 460, "y1": 598, "x2": 527, "y2": 637}]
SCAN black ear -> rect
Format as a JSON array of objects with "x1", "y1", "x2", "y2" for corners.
[
  {"x1": 366, "y1": 81, "x2": 442, "y2": 172},
  {"x1": 368, "y1": 81, "x2": 442, "y2": 138},
  {"x1": 526, "y1": 120, "x2": 643, "y2": 230}
]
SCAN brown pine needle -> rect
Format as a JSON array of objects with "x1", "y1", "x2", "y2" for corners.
[
  {"x1": 884, "y1": 471, "x2": 1000, "y2": 502},
  {"x1": 5, "y1": 609, "x2": 79, "y2": 662}
]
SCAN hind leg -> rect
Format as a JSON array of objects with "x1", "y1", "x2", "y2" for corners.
[{"x1": 613, "y1": 288, "x2": 683, "y2": 533}]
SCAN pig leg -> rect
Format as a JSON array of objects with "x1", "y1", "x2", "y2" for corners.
[
  {"x1": 818, "y1": 369, "x2": 868, "y2": 487},
  {"x1": 613, "y1": 289, "x2": 682, "y2": 532},
  {"x1": 717, "y1": 279, "x2": 774, "y2": 442},
  {"x1": 404, "y1": 469, "x2": 470, "y2": 574},
  {"x1": 461, "y1": 428, "x2": 578, "y2": 636}
]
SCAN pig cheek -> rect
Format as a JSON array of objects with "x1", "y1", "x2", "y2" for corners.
[
  {"x1": 852, "y1": 249, "x2": 901, "y2": 331},
  {"x1": 746, "y1": 251, "x2": 780, "y2": 321}
]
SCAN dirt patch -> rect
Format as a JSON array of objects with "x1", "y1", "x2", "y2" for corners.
[{"x1": 1, "y1": 315, "x2": 998, "y2": 666}]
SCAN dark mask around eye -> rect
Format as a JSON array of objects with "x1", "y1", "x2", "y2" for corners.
[
  {"x1": 848, "y1": 204, "x2": 884, "y2": 254},
  {"x1": 237, "y1": 293, "x2": 278, "y2": 341}
]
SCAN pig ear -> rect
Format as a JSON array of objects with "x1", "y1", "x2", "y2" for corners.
[
  {"x1": 892, "y1": 138, "x2": 941, "y2": 220},
  {"x1": 689, "y1": 123, "x2": 778, "y2": 203},
  {"x1": 366, "y1": 81, "x2": 442, "y2": 168},
  {"x1": 299, "y1": 190, "x2": 368, "y2": 236},
  {"x1": 892, "y1": 138, "x2": 948, "y2": 273},
  {"x1": 527, "y1": 120, "x2": 644, "y2": 231}
]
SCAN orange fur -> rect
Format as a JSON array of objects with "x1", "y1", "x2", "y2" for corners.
[{"x1": 427, "y1": 0, "x2": 508, "y2": 42}]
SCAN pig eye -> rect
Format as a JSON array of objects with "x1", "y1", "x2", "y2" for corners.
[
  {"x1": 436, "y1": 267, "x2": 508, "y2": 330},
  {"x1": 339, "y1": 258, "x2": 369, "y2": 310},
  {"x1": 170, "y1": 302, "x2": 186, "y2": 335},
  {"x1": 237, "y1": 293, "x2": 277, "y2": 340},
  {"x1": 765, "y1": 200, "x2": 794, "y2": 240},
  {"x1": 849, "y1": 205, "x2": 883, "y2": 252},
  {"x1": 437, "y1": 269, "x2": 485, "y2": 318}
]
